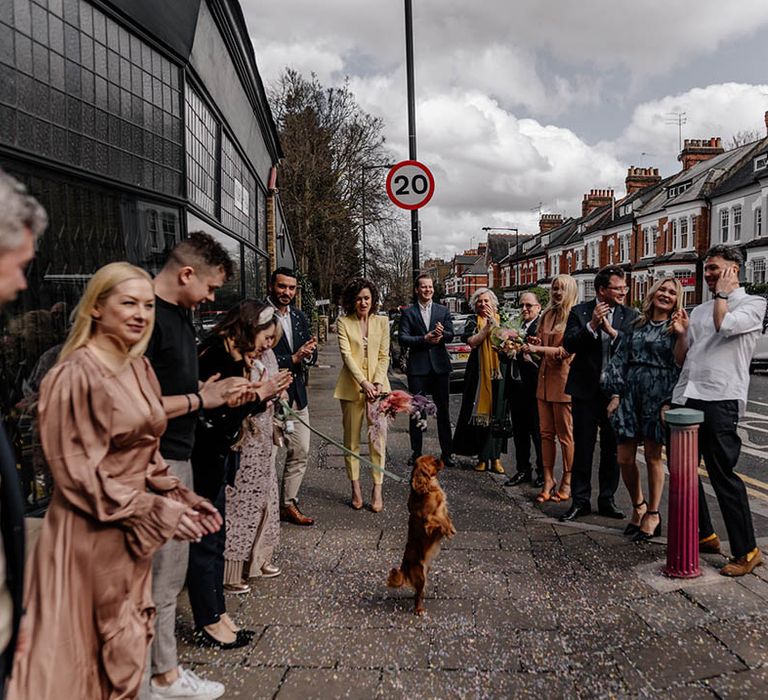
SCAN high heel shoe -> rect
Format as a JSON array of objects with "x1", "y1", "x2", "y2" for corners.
[
  {"x1": 350, "y1": 480, "x2": 363, "y2": 510},
  {"x1": 632, "y1": 510, "x2": 661, "y2": 543},
  {"x1": 552, "y1": 470, "x2": 572, "y2": 502},
  {"x1": 370, "y1": 485, "x2": 383, "y2": 513},
  {"x1": 624, "y1": 499, "x2": 647, "y2": 536}
]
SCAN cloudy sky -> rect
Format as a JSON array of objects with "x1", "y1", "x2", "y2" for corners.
[{"x1": 242, "y1": 0, "x2": 768, "y2": 258}]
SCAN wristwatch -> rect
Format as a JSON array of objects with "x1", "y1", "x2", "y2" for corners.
[{"x1": 714, "y1": 292, "x2": 729, "y2": 300}]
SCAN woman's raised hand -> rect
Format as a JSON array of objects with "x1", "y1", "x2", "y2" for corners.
[
  {"x1": 670, "y1": 308, "x2": 689, "y2": 335},
  {"x1": 254, "y1": 369, "x2": 293, "y2": 402}
]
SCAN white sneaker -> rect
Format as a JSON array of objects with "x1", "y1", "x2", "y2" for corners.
[{"x1": 149, "y1": 667, "x2": 225, "y2": 700}]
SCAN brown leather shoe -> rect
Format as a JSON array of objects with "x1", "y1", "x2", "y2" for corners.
[
  {"x1": 699, "y1": 533, "x2": 721, "y2": 554},
  {"x1": 280, "y1": 504, "x2": 315, "y2": 526},
  {"x1": 720, "y1": 548, "x2": 762, "y2": 577}
]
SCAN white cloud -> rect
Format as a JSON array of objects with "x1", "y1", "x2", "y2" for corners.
[
  {"x1": 606, "y1": 83, "x2": 768, "y2": 173},
  {"x1": 242, "y1": 2, "x2": 768, "y2": 257}
]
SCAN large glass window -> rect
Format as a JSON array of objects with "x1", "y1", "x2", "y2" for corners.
[
  {"x1": 185, "y1": 85, "x2": 218, "y2": 216},
  {"x1": 753, "y1": 258, "x2": 766, "y2": 284},
  {"x1": 0, "y1": 161, "x2": 180, "y2": 510},
  {"x1": 0, "y1": 0, "x2": 183, "y2": 195},
  {"x1": 733, "y1": 205, "x2": 742, "y2": 241},
  {"x1": 679, "y1": 217, "x2": 689, "y2": 249},
  {"x1": 243, "y1": 247, "x2": 267, "y2": 300},
  {"x1": 220, "y1": 133, "x2": 256, "y2": 244}
]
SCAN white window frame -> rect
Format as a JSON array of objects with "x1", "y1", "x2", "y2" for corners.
[
  {"x1": 576, "y1": 248, "x2": 583, "y2": 270},
  {"x1": 671, "y1": 219, "x2": 679, "y2": 251},
  {"x1": 754, "y1": 258, "x2": 766, "y2": 284},
  {"x1": 755, "y1": 154, "x2": 767, "y2": 172},
  {"x1": 733, "y1": 205, "x2": 742, "y2": 241},
  {"x1": 720, "y1": 209, "x2": 730, "y2": 242},
  {"x1": 756, "y1": 207, "x2": 763, "y2": 238},
  {"x1": 642, "y1": 226, "x2": 653, "y2": 258},
  {"x1": 679, "y1": 217, "x2": 689, "y2": 250}
]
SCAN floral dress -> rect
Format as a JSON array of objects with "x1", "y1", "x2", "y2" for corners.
[
  {"x1": 602, "y1": 320, "x2": 681, "y2": 444},
  {"x1": 224, "y1": 349, "x2": 280, "y2": 576}
]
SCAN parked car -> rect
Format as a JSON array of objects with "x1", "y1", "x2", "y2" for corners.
[
  {"x1": 389, "y1": 314, "x2": 407, "y2": 373},
  {"x1": 750, "y1": 317, "x2": 768, "y2": 373},
  {"x1": 446, "y1": 315, "x2": 470, "y2": 386}
]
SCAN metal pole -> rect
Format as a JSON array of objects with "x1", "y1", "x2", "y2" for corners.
[
  {"x1": 405, "y1": 0, "x2": 419, "y2": 286},
  {"x1": 361, "y1": 167, "x2": 367, "y2": 278}
]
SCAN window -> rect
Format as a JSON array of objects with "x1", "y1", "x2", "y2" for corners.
[
  {"x1": 756, "y1": 207, "x2": 763, "y2": 238},
  {"x1": 550, "y1": 254, "x2": 559, "y2": 277},
  {"x1": 576, "y1": 248, "x2": 583, "y2": 270},
  {"x1": 619, "y1": 234, "x2": 629, "y2": 263},
  {"x1": 221, "y1": 134, "x2": 256, "y2": 244},
  {"x1": 536, "y1": 260, "x2": 544, "y2": 280},
  {"x1": 720, "y1": 209, "x2": 730, "y2": 242},
  {"x1": 755, "y1": 154, "x2": 767, "y2": 172},
  {"x1": 733, "y1": 206, "x2": 742, "y2": 241},
  {"x1": 679, "y1": 217, "x2": 688, "y2": 249},
  {"x1": 185, "y1": 85, "x2": 218, "y2": 215},
  {"x1": 671, "y1": 219, "x2": 678, "y2": 250},
  {"x1": 0, "y1": 0, "x2": 183, "y2": 194},
  {"x1": 754, "y1": 258, "x2": 766, "y2": 284},
  {"x1": 642, "y1": 227, "x2": 652, "y2": 257}
]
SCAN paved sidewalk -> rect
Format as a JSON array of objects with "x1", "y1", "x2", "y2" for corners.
[{"x1": 177, "y1": 340, "x2": 768, "y2": 699}]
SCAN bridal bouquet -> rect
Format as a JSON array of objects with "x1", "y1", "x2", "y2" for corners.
[
  {"x1": 367, "y1": 390, "x2": 437, "y2": 447},
  {"x1": 490, "y1": 312, "x2": 540, "y2": 364}
]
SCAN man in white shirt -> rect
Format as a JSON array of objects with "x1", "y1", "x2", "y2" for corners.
[{"x1": 670, "y1": 245, "x2": 766, "y2": 576}]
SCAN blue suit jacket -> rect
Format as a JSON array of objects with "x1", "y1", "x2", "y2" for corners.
[
  {"x1": 270, "y1": 302, "x2": 317, "y2": 409},
  {"x1": 399, "y1": 302, "x2": 454, "y2": 376}
]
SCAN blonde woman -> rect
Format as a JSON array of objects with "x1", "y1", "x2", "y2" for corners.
[
  {"x1": 452, "y1": 288, "x2": 509, "y2": 474},
  {"x1": 8, "y1": 263, "x2": 222, "y2": 700},
  {"x1": 527, "y1": 275, "x2": 578, "y2": 503},
  {"x1": 334, "y1": 278, "x2": 391, "y2": 512},
  {"x1": 603, "y1": 277, "x2": 688, "y2": 542}
]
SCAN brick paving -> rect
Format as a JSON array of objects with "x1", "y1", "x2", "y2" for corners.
[{"x1": 177, "y1": 340, "x2": 768, "y2": 699}]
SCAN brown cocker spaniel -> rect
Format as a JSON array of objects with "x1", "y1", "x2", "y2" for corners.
[{"x1": 387, "y1": 455, "x2": 456, "y2": 615}]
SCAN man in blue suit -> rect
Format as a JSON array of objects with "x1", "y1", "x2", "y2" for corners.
[{"x1": 399, "y1": 275, "x2": 454, "y2": 466}]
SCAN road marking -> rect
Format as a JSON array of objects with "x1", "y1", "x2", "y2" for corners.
[
  {"x1": 697, "y1": 468, "x2": 768, "y2": 502},
  {"x1": 747, "y1": 399, "x2": 768, "y2": 409}
]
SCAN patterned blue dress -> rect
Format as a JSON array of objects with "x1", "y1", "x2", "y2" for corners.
[{"x1": 602, "y1": 320, "x2": 681, "y2": 444}]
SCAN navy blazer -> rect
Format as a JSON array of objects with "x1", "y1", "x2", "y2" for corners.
[
  {"x1": 270, "y1": 302, "x2": 317, "y2": 410},
  {"x1": 563, "y1": 300, "x2": 638, "y2": 401},
  {"x1": 399, "y1": 302, "x2": 454, "y2": 376},
  {"x1": 0, "y1": 423, "x2": 24, "y2": 670}
]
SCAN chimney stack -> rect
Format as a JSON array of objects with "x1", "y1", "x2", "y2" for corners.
[
  {"x1": 677, "y1": 137, "x2": 724, "y2": 171},
  {"x1": 581, "y1": 189, "x2": 614, "y2": 218},
  {"x1": 539, "y1": 213, "x2": 563, "y2": 234},
  {"x1": 625, "y1": 166, "x2": 662, "y2": 195}
]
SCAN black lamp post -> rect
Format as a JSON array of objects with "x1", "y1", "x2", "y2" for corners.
[{"x1": 361, "y1": 163, "x2": 394, "y2": 278}]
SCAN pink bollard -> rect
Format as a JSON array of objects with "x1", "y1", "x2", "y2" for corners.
[{"x1": 664, "y1": 408, "x2": 705, "y2": 579}]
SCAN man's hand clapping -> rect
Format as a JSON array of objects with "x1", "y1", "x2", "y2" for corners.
[
  {"x1": 292, "y1": 337, "x2": 317, "y2": 364},
  {"x1": 425, "y1": 321, "x2": 444, "y2": 345}
]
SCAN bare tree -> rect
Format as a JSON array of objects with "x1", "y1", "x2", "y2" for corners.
[
  {"x1": 366, "y1": 220, "x2": 413, "y2": 310},
  {"x1": 728, "y1": 129, "x2": 762, "y2": 149},
  {"x1": 269, "y1": 70, "x2": 392, "y2": 303}
]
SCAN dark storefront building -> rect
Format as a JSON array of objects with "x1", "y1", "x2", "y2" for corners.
[{"x1": 0, "y1": 0, "x2": 294, "y2": 510}]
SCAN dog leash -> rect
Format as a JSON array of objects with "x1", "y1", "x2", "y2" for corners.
[{"x1": 278, "y1": 400, "x2": 408, "y2": 484}]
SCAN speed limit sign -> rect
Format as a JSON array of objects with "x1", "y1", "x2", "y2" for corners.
[{"x1": 386, "y1": 160, "x2": 435, "y2": 210}]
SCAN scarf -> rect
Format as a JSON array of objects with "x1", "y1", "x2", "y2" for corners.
[{"x1": 470, "y1": 313, "x2": 501, "y2": 426}]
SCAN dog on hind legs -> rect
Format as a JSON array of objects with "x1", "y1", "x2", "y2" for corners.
[{"x1": 387, "y1": 455, "x2": 456, "y2": 615}]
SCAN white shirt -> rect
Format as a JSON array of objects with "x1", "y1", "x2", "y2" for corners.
[
  {"x1": 418, "y1": 301, "x2": 433, "y2": 331},
  {"x1": 672, "y1": 287, "x2": 766, "y2": 416},
  {"x1": 276, "y1": 308, "x2": 293, "y2": 351}
]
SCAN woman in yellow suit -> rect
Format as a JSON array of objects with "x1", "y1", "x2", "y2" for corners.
[{"x1": 334, "y1": 277, "x2": 391, "y2": 512}]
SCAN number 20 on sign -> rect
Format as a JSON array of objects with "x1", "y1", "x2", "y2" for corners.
[{"x1": 385, "y1": 160, "x2": 435, "y2": 210}]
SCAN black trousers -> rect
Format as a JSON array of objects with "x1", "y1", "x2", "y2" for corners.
[
  {"x1": 685, "y1": 399, "x2": 756, "y2": 559},
  {"x1": 571, "y1": 395, "x2": 620, "y2": 507},
  {"x1": 509, "y1": 385, "x2": 543, "y2": 476},
  {"x1": 408, "y1": 371, "x2": 452, "y2": 458},
  {"x1": 187, "y1": 482, "x2": 226, "y2": 629}
]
